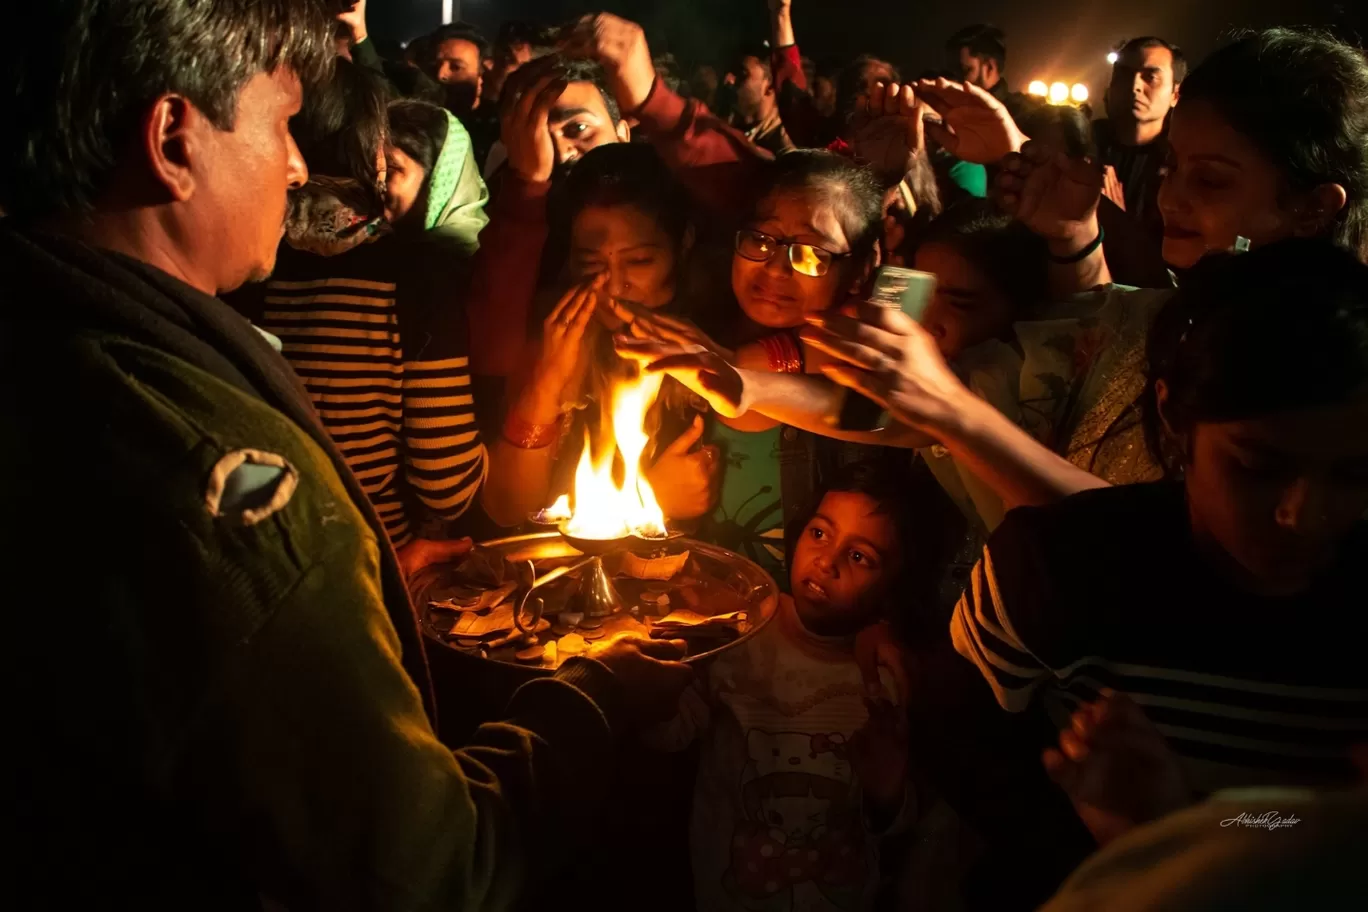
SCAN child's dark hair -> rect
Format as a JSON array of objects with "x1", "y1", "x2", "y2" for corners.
[
  {"x1": 1143, "y1": 238, "x2": 1368, "y2": 474},
  {"x1": 1179, "y1": 29, "x2": 1368, "y2": 262},
  {"x1": 817, "y1": 460, "x2": 918, "y2": 559},
  {"x1": 757, "y1": 150, "x2": 885, "y2": 262},
  {"x1": 785, "y1": 454, "x2": 965, "y2": 643},
  {"x1": 917, "y1": 199, "x2": 1050, "y2": 320},
  {"x1": 291, "y1": 56, "x2": 390, "y2": 217},
  {"x1": 386, "y1": 99, "x2": 449, "y2": 177}
]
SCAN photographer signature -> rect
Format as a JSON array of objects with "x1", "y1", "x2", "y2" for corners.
[{"x1": 1220, "y1": 811, "x2": 1302, "y2": 830}]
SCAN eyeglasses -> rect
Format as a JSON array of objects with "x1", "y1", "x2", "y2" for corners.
[{"x1": 734, "y1": 229, "x2": 851, "y2": 278}]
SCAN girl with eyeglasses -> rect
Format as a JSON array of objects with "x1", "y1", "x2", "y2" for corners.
[
  {"x1": 694, "y1": 151, "x2": 890, "y2": 578},
  {"x1": 612, "y1": 150, "x2": 892, "y2": 580}
]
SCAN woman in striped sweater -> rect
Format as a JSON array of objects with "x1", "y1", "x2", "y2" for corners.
[{"x1": 233, "y1": 58, "x2": 486, "y2": 567}]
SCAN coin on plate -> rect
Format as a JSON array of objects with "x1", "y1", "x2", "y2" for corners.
[
  {"x1": 581, "y1": 628, "x2": 606, "y2": 641},
  {"x1": 515, "y1": 645, "x2": 546, "y2": 664},
  {"x1": 578, "y1": 617, "x2": 605, "y2": 630}
]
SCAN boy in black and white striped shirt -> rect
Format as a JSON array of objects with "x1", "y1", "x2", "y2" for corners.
[{"x1": 905, "y1": 242, "x2": 1368, "y2": 911}]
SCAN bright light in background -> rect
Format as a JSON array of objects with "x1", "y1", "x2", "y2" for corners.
[
  {"x1": 1107, "y1": 51, "x2": 1120, "y2": 64},
  {"x1": 1071, "y1": 83, "x2": 1089, "y2": 103},
  {"x1": 1048, "y1": 82, "x2": 1069, "y2": 105},
  {"x1": 1028, "y1": 80, "x2": 1048, "y2": 97},
  {"x1": 442, "y1": 0, "x2": 455, "y2": 24}
]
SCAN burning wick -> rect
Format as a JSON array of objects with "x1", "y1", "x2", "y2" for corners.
[
  {"x1": 544, "y1": 369, "x2": 669, "y2": 541},
  {"x1": 543, "y1": 494, "x2": 572, "y2": 524}
]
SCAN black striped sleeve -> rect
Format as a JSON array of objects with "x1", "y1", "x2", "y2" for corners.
[
  {"x1": 402, "y1": 356, "x2": 485, "y2": 521},
  {"x1": 391, "y1": 239, "x2": 486, "y2": 524},
  {"x1": 950, "y1": 515, "x2": 1056, "y2": 713}
]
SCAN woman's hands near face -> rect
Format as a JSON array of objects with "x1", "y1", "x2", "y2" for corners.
[{"x1": 532, "y1": 274, "x2": 606, "y2": 400}]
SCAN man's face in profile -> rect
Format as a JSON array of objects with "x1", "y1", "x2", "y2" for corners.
[
  {"x1": 199, "y1": 68, "x2": 309, "y2": 290},
  {"x1": 732, "y1": 56, "x2": 772, "y2": 120}
]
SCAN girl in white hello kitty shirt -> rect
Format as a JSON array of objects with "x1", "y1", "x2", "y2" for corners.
[{"x1": 647, "y1": 463, "x2": 960, "y2": 911}]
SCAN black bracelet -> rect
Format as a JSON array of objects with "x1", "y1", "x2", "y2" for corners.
[{"x1": 1050, "y1": 227, "x2": 1105, "y2": 265}]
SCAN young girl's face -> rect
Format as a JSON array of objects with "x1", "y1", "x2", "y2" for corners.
[
  {"x1": 732, "y1": 188, "x2": 861, "y2": 329},
  {"x1": 383, "y1": 145, "x2": 427, "y2": 227},
  {"x1": 1158, "y1": 100, "x2": 1334, "y2": 268},
  {"x1": 790, "y1": 491, "x2": 902, "y2": 636},
  {"x1": 570, "y1": 202, "x2": 679, "y2": 329},
  {"x1": 914, "y1": 241, "x2": 1015, "y2": 360},
  {"x1": 1183, "y1": 394, "x2": 1368, "y2": 595}
]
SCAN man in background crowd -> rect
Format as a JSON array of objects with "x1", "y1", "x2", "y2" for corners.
[
  {"x1": 427, "y1": 21, "x2": 486, "y2": 112},
  {"x1": 728, "y1": 47, "x2": 796, "y2": 156},
  {"x1": 946, "y1": 23, "x2": 1028, "y2": 121},
  {"x1": 1094, "y1": 36, "x2": 1185, "y2": 285},
  {"x1": 1096, "y1": 37, "x2": 1184, "y2": 225},
  {"x1": 482, "y1": 57, "x2": 629, "y2": 181},
  {"x1": 485, "y1": 20, "x2": 539, "y2": 111},
  {"x1": 423, "y1": 21, "x2": 497, "y2": 170}
]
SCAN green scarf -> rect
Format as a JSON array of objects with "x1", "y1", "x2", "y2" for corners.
[
  {"x1": 418, "y1": 112, "x2": 489, "y2": 254},
  {"x1": 424, "y1": 110, "x2": 472, "y2": 231}
]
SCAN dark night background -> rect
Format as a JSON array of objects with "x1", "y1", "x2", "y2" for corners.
[{"x1": 372, "y1": 0, "x2": 1363, "y2": 96}]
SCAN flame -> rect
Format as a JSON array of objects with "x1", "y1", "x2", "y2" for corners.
[
  {"x1": 543, "y1": 494, "x2": 572, "y2": 523},
  {"x1": 552, "y1": 369, "x2": 668, "y2": 541}
]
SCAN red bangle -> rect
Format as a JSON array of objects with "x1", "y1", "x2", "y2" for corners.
[
  {"x1": 759, "y1": 332, "x2": 804, "y2": 374},
  {"x1": 502, "y1": 412, "x2": 565, "y2": 449}
]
